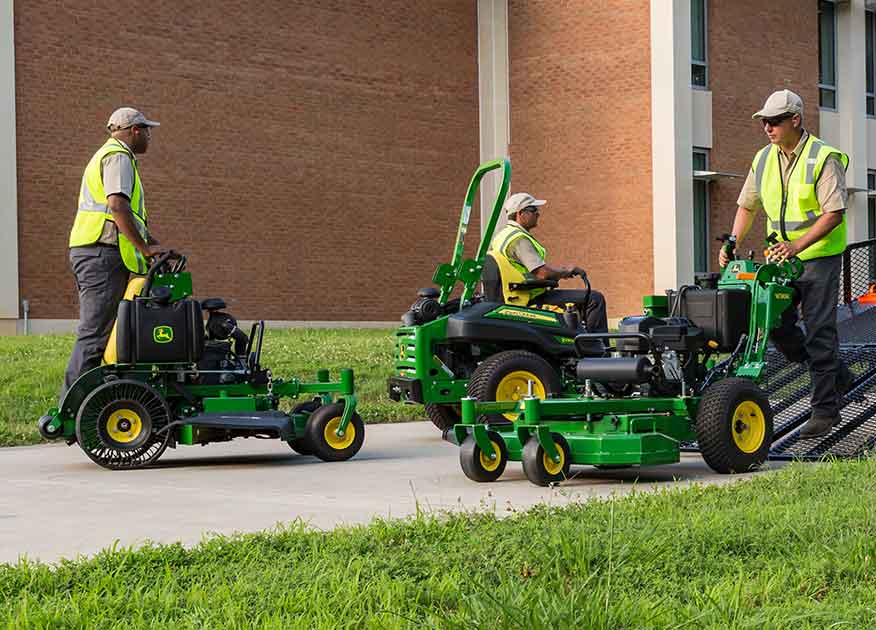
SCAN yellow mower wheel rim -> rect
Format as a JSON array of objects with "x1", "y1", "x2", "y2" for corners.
[
  {"x1": 478, "y1": 440, "x2": 503, "y2": 472},
  {"x1": 495, "y1": 370, "x2": 546, "y2": 421},
  {"x1": 324, "y1": 417, "x2": 356, "y2": 450},
  {"x1": 106, "y1": 409, "x2": 143, "y2": 444},
  {"x1": 731, "y1": 401, "x2": 766, "y2": 454},
  {"x1": 542, "y1": 443, "x2": 565, "y2": 476}
]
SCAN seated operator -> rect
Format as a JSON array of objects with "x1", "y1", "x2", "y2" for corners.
[{"x1": 489, "y1": 192, "x2": 608, "y2": 332}]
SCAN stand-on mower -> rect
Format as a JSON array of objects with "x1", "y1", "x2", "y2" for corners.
[{"x1": 38, "y1": 252, "x2": 365, "y2": 470}]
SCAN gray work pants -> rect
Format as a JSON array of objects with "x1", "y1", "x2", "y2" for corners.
[
  {"x1": 61, "y1": 246, "x2": 129, "y2": 399},
  {"x1": 769, "y1": 253, "x2": 843, "y2": 417}
]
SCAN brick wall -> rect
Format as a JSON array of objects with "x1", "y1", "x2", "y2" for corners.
[
  {"x1": 507, "y1": 0, "x2": 652, "y2": 318},
  {"x1": 14, "y1": 1, "x2": 478, "y2": 321},
  {"x1": 708, "y1": 0, "x2": 820, "y2": 266}
]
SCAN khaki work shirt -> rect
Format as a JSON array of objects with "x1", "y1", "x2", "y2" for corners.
[{"x1": 736, "y1": 131, "x2": 848, "y2": 213}]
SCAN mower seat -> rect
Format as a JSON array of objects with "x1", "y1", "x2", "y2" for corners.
[
  {"x1": 482, "y1": 253, "x2": 558, "y2": 305},
  {"x1": 481, "y1": 254, "x2": 504, "y2": 302}
]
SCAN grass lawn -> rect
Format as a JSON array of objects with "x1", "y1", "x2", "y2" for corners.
[
  {"x1": 2, "y1": 460, "x2": 876, "y2": 628},
  {"x1": 0, "y1": 328, "x2": 424, "y2": 447}
]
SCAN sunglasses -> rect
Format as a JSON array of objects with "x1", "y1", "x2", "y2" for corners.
[
  {"x1": 521, "y1": 206, "x2": 540, "y2": 215},
  {"x1": 761, "y1": 114, "x2": 793, "y2": 127}
]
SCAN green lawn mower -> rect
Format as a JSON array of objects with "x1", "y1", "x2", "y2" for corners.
[
  {"x1": 38, "y1": 252, "x2": 365, "y2": 470},
  {"x1": 453, "y1": 251, "x2": 801, "y2": 485},
  {"x1": 388, "y1": 158, "x2": 595, "y2": 430}
]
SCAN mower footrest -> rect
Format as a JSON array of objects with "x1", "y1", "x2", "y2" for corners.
[{"x1": 181, "y1": 411, "x2": 294, "y2": 440}]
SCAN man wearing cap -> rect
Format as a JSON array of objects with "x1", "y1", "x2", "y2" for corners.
[
  {"x1": 489, "y1": 192, "x2": 608, "y2": 332},
  {"x1": 62, "y1": 107, "x2": 165, "y2": 397},
  {"x1": 719, "y1": 89, "x2": 851, "y2": 438}
]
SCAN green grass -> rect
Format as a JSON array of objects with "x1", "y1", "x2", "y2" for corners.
[
  {"x1": 0, "y1": 328, "x2": 424, "y2": 447},
  {"x1": 3, "y1": 460, "x2": 876, "y2": 628}
]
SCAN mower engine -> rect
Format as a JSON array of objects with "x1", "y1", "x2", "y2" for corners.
[
  {"x1": 576, "y1": 315, "x2": 707, "y2": 396},
  {"x1": 575, "y1": 275, "x2": 753, "y2": 397},
  {"x1": 195, "y1": 298, "x2": 250, "y2": 385}
]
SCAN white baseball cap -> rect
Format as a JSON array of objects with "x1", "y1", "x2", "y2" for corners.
[
  {"x1": 752, "y1": 89, "x2": 803, "y2": 120},
  {"x1": 107, "y1": 107, "x2": 161, "y2": 131},
  {"x1": 503, "y1": 192, "x2": 546, "y2": 216}
]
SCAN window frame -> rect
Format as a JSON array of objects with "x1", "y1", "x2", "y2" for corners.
[
  {"x1": 690, "y1": 0, "x2": 708, "y2": 89},
  {"x1": 692, "y1": 148, "x2": 711, "y2": 273},
  {"x1": 867, "y1": 10, "x2": 875, "y2": 117},
  {"x1": 818, "y1": 0, "x2": 838, "y2": 111}
]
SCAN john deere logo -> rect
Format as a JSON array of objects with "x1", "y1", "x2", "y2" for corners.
[
  {"x1": 153, "y1": 326, "x2": 174, "y2": 344},
  {"x1": 775, "y1": 292, "x2": 792, "y2": 300}
]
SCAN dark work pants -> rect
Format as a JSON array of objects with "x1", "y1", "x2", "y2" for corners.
[
  {"x1": 61, "y1": 246, "x2": 129, "y2": 400},
  {"x1": 530, "y1": 289, "x2": 608, "y2": 333},
  {"x1": 770, "y1": 253, "x2": 843, "y2": 417}
]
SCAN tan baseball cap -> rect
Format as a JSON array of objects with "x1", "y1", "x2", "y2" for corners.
[
  {"x1": 107, "y1": 107, "x2": 161, "y2": 131},
  {"x1": 503, "y1": 192, "x2": 546, "y2": 216},
  {"x1": 752, "y1": 89, "x2": 803, "y2": 120}
]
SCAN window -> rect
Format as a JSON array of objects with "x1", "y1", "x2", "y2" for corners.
[
  {"x1": 693, "y1": 149, "x2": 710, "y2": 272},
  {"x1": 868, "y1": 11, "x2": 875, "y2": 116},
  {"x1": 691, "y1": 0, "x2": 707, "y2": 88},
  {"x1": 819, "y1": 0, "x2": 837, "y2": 109}
]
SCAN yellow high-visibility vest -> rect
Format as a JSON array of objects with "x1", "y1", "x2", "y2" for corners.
[
  {"x1": 69, "y1": 138, "x2": 148, "y2": 274},
  {"x1": 752, "y1": 133, "x2": 849, "y2": 261},
  {"x1": 488, "y1": 222, "x2": 548, "y2": 304}
]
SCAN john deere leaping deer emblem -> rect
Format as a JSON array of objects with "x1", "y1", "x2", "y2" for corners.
[{"x1": 153, "y1": 326, "x2": 174, "y2": 344}]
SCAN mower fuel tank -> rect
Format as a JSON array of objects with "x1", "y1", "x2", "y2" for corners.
[
  {"x1": 116, "y1": 297, "x2": 205, "y2": 364},
  {"x1": 670, "y1": 288, "x2": 751, "y2": 352},
  {"x1": 576, "y1": 356, "x2": 654, "y2": 384}
]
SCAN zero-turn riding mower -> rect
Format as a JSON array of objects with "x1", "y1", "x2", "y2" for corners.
[
  {"x1": 387, "y1": 158, "x2": 597, "y2": 431},
  {"x1": 38, "y1": 252, "x2": 365, "y2": 470}
]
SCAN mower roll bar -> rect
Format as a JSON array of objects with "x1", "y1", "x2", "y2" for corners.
[{"x1": 434, "y1": 158, "x2": 511, "y2": 306}]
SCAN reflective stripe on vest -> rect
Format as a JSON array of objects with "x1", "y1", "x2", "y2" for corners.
[
  {"x1": 752, "y1": 133, "x2": 849, "y2": 261},
  {"x1": 69, "y1": 138, "x2": 148, "y2": 274},
  {"x1": 488, "y1": 223, "x2": 548, "y2": 303}
]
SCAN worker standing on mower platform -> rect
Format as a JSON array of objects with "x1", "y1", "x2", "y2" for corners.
[
  {"x1": 719, "y1": 89, "x2": 852, "y2": 439},
  {"x1": 490, "y1": 192, "x2": 608, "y2": 332},
  {"x1": 61, "y1": 107, "x2": 166, "y2": 399}
]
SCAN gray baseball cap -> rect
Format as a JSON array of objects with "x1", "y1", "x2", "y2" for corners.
[
  {"x1": 503, "y1": 192, "x2": 546, "y2": 216},
  {"x1": 752, "y1": 89, "x2": 803, "y2": 120},
  {"x1": 107, "y1": 107, "x2": 161, "y2": 131}
]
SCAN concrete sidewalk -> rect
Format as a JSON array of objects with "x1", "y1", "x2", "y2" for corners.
[{"x1": 0, "y1": 422, "x2": 779, "y2": 565}]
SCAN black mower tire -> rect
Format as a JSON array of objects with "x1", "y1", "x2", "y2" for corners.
[
  {"x1": 459, "y1": 431, "x2": 508, "y2": 482},
  {"x1": 522, "y1": 433, "x2": 572, "y2": 486},
  {"x1": 468, "y1": 350, "x2": 562, "y2": 424},
  {"x1": 287, "y1": 399, "x2": 322, "y2": 456},
  {"x1": 74, "y1": 379, "x2": 172, "y2": 470},
  {"x1": 305, "y1": 402, "x2": 365, "y2": 462},
  {"x1": 696, "y1": 378, "x2": 773, "y2": 474},
  {"x1": 425, "y1": 403, "x2": 461, "y2": 431}
]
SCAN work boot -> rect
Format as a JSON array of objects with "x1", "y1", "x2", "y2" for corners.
[{"x1": 799, "y1": 414, "x2": 839, "y2": 439}]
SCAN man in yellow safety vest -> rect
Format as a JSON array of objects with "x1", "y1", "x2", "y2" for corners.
[
  {"x1": 62, "y1": 107, "x2": 168, "y2": 398},
  {"x1": 720, "y1": 90, "x2": 852, "y2": 438},
  {"x1": 489, "y1": 192, "x2": 608, "y2": 332}
]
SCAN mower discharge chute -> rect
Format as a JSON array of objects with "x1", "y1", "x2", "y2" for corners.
[{"x1": 38, "y1": 252, "x2": 364, "y2": 470}]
